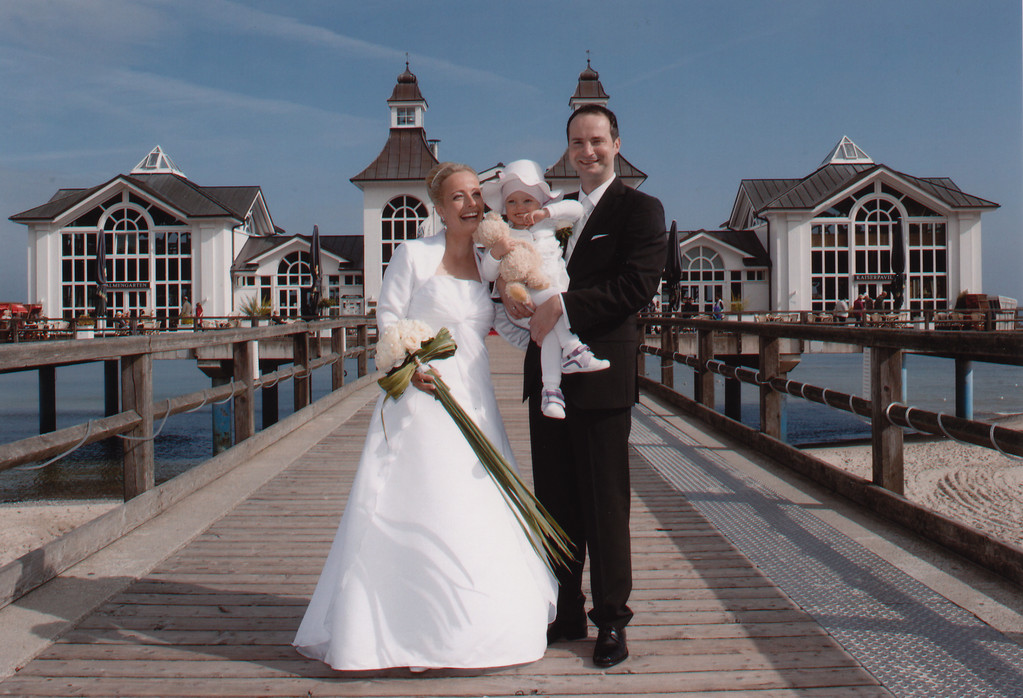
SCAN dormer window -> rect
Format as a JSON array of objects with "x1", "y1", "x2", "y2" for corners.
[{"x1": 396, "y1": 107, "x2": 415, "y2": 126}]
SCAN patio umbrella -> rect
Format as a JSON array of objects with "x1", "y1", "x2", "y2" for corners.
[
  {"x1": 301, "y1": 225, "x2": 323, "y2": 318},
  {"x1": 95, "y1": 230, "x2": 108, "y2": 318},
  {"x1": 663, "y1": 220, "x2": 683, "y2": 312},
  {"x1": 889, "y1": 220, "x2": 906, "y2": 310}
]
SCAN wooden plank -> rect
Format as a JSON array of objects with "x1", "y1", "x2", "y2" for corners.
[{"x1": 0, "y1": 339, "x2": 883, "y2": 697}]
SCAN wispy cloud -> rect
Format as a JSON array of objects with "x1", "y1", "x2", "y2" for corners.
[{"x1": 191, "y1": 0, "x2": 536, "y2": 92}]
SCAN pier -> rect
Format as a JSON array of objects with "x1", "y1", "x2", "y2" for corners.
[{"x1": 1, "y1": 323, "x2": 1022, "y2": 695}]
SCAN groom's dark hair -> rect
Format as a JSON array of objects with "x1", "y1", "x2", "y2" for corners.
[{"x1": 566, "y1": 104, "x2": 619, "y2": 141}]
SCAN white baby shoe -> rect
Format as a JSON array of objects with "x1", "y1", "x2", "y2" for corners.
[
  {"x1": 541, "y1": 388, "x2": 566, "y2": 419},
  {"x1": 562, "y1": 344, "x2": 610, "y2": 374}
]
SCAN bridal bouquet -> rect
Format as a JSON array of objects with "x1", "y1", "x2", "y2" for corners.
[{"x1": 376, "y1": 320, "x2": 574, "y2": 573}]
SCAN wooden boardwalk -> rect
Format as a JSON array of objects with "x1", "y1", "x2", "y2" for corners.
[{"x1": 0, "y1": 341, "x2": 890, "y2": 696}]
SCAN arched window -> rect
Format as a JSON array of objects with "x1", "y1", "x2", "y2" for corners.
[
  {"x1": 277, "y1": 251, "x2": 312, "y2": 317},
  {"x1": 98, "y1": 206, "x2": 152, "y2": 317},
  {"x1": 681, "y1": 246, "x2": 725, "y2": 312},
  {"x1": 381, "y1": 195, "x2": 428, "y2": 271}
]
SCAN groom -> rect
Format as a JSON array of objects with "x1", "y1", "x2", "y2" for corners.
[{"x1": 509, "y1": 104, "x2": 665, "y2": 668}]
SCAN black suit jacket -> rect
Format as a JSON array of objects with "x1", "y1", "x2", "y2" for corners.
[{"x1": 525, "y1": 178, "x2": 666, "y2": 409}]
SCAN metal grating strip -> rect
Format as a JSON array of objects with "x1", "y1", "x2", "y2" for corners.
[{"x1": 631, "y1": 406, "x2": 1023, "y2": 698}]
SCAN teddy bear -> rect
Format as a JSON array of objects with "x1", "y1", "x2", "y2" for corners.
[{"x1": 473, "y1": 212, "x2": 550, "y2": 304}]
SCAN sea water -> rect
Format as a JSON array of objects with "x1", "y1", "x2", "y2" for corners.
[
  {"x1": 0, "y1": 358, "x2": 357, "y2": 502},
  {"x1": 1, "y1": 353, "x2": 1020, "y2": 502},
  {"x1": 643, "y1": 352, "x2": 1023, "y2": 445}
]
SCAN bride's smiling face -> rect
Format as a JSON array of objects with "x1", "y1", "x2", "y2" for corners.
[{"x1": 436, "y1": 171, "x2": 483, "y2": 237}]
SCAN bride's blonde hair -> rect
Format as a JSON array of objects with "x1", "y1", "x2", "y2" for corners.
[{"x1": 426, "y1": 162, "x2": 477, "y2": 206}]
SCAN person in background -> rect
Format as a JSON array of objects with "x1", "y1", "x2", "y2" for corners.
[{"x1": 834, "y1": 298, "x2": 849, "y2": 324}]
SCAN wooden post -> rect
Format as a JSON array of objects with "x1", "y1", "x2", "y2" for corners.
[
  {"x1": 260, "y1": 359, "x2": 279, "y2": 429},
  {"x1": 121, "y1": 352, "x2": 154, "y2": 500},
  {"x1": 233, "y1": 340, "x2": 255, "y2": 443},
  {"x1": 357, "y1": 323, "x2": 369, "y2": 377},
  {"x1": 871, "y1": 346, "x2": 904, "y2": 494},
  {"x1": 331, "y1": 327, "x2": 347, "y2": 390},
  {"x1": 695, "y1": 328, "x2": 715, "y2": 408},
  {"x1": 759, "y1": 336, "x2": 782, "y2": 439},
  {"x1": 104, "y1": 360, "x2": 119, "y2": 417},
  {"x1": 955, "y1": 358, "x2": 974, "y2": 420},
  {"x1": 211, "y1": 375, "x2": 232, "y2": 455},
  {"x1": 724, "y1": 363, "x2": 741, "y2": 421},
  {"x1": 293, "y1": 330, "x2": 311, "y2": 411},
  {"x1": 39, "y1": 365, "x2": 56, "y2": 434},
  {"x1": 660, "y1": 323, "x2": 676, "y2": 388}
]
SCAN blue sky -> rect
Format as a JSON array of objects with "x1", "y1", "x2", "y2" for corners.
[{"x1": 2, "y1": 0, "x2": 1020, "y2": 301}]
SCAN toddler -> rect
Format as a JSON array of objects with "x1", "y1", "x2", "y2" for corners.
[{"x1": 480, "y1": 159, "x2": 609, "y2": 419}]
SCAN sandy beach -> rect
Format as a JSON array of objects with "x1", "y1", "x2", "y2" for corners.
[
  {"x1": 809, "y1": 414, "x2": 1023, "y2": 549},
  {"x1": 0, "y1": 500, "x2": 119, "y2": 568}
]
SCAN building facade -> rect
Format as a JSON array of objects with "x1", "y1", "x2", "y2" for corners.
[
  {"x1": 351, "y1": 63, "x2": 441, "y2": 311},
  {"x1": 11, "y1": 146, "x2": 363, "y2": 324},
  {"x1": 717, "y1": 136, "x2": 998, "y2": 313}
]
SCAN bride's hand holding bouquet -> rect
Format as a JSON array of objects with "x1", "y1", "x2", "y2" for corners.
[{"x1": 375, "y1": 319, "x2": 574, "y2": 574}]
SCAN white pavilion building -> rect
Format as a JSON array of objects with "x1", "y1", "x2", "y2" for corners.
[{"x1": 10, "y1": 147, "x2": 364, "y2": 324}]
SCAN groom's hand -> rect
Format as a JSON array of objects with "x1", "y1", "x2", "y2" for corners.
[{"x1": 529, "y1": 296, "x2": 563, "y2": 345}]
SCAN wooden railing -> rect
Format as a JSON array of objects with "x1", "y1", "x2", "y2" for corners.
[
  {"x1": 0, "y1": 317, "x2": 375, "y2": 500},
  {"x1": 0, "y1": 317, "x2": 380, "y2": 608},
  {"x1": 638, "y1": 314, "x2": 1023, "y2": 584}
]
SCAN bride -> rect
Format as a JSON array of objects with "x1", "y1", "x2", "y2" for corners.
[{"x1": 293, "y1": 162, "x2": 557, "y2": 671}]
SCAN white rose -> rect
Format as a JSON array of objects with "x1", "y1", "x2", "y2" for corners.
[
  {"x1": 401, "y1": 319, "x2": 434, "y2": 354},
  {"x1": 375, "y1": 325, "x2": 406, "y2": 371}
]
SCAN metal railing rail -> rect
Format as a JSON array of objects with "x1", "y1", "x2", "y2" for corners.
[{"x1": 638, "y1": 313, "x2": 1023, "y2": 584}]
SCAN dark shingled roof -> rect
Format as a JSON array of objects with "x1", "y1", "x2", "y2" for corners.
[
  {"x1": 681, "y1": 229, "x2": 771, "y2": 268},
  {"x1": 351, "y1": 128, "x2": 439, "y2": 184},
  {"x1": 388, "y1": 65, "x2": 427, "y2": 105},
  {"x1": 11, "y1": 173, "x2": 263, "y2": 223},
  {"x1": 571, "y1": 61, "x2": 609, "y2": 101},
  {"x1": 11, "y1": 186, "x2": 101, "y2": 221},
  {"x1": 727, "y1": 163, "x2": 998, "y2": 230},
  {"x1": 233, "y1": 234, "x2": 363, "y2": 272},
  {"x1": 545, "y1": 152, "x2": 647, "y2": 184}
]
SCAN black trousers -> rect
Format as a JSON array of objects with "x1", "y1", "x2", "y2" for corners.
[{"x1": 528, "y1": 393, "x2": 633, "y2": 630}]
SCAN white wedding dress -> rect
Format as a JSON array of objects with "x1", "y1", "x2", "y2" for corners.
[{"x1": 293, "y1": 235, "x2": 557, "y2": 671}]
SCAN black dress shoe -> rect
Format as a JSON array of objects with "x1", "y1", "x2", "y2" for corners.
[
  {"x1": 546, "y1": 617, "x2": 588, "y2": 644},
  {"x1": 593, "y1": 626, "x2": 628, "y2": 667}
]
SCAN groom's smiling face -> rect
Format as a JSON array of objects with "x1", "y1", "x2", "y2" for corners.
[{"x1": 567, "y1": 113, "x2": 620, "y2": 192}]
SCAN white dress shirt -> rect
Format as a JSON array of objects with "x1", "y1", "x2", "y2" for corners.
[{"x1": 564, "y1": 175, "x2": 615, "y2": 263}]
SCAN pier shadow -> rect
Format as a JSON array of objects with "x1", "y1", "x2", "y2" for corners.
[{"x1": 629, "y1": 407, "x2": 1023, "y2": 696}]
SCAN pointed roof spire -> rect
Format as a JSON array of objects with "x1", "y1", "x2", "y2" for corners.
[
  {"x1": 821, "y1": 136, "x2": 873, "y2": 166},
  {"x1": 570, "y1": 53, "x2": 609, "y2": 109},
  {"x1": 388, "y1": 57, "x2": 427, "y2": 105},
  {"x1": 131, "y1": 146, "x2": 185, "y2": 176}
]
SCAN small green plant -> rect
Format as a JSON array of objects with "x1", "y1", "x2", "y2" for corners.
[
  {"x1": 76, "y1": 314, "x2": 95, "y2": 326},
  {"x1": 240, "y1": 296, "x2": 272, "y2": 317}
]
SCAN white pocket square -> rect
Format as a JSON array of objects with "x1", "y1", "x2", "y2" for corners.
[{"x1": 590, "y1": 233, "x2": 610, "y2": 240}]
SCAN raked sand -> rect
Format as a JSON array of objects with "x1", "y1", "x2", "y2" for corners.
[{"x1": 808, "y1": 413, "x2": 1023, "y2": 549}]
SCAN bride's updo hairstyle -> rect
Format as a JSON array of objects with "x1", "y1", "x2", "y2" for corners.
[{"x1": 426, "y1": 162, "x2": 476, "y2": 206}]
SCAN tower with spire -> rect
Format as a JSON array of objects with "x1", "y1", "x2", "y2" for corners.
[
  {"x1": 351, "y1": 61, "x2": 441, "y2": 309},
  {"x1": 545, "y1": 58, "x2": 647, "y2": 192}
]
